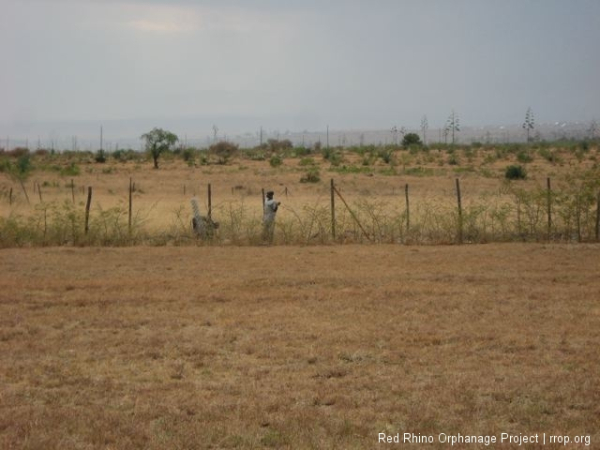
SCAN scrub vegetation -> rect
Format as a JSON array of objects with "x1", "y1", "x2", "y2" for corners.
[{"x1": 1, "y1": 139, "x2": 599, "y2": 247}]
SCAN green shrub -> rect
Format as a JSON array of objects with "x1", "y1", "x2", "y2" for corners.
[
  {"x1": 95, "y1": 149, "x2": 107, "y2": 163},
  {"x1": 300, "y1": 167, "x2": 321, "y2": 183},
  {"x1": 402, "y1": 133, "x2": 422, "y2": 148},
  {"x1": 181, "y1": 148, "x2": 195, "y2": 162},
  {"x1": 299, "y1": 157, "x2": 316, "y2": 167},
  {"x1": 448, "y1": 154, "x2": 460, "y2": 166},
  {"x1": 517, "y1": 150, "x2": 534, "y2": 163},
  {"x1": 269, "y1": 155, "x2": 283, "y2": 168},
  {"x1": 505, "y1": 165, "x2": 527, "y2": 180},
  {"x1": 60, "y1": 163, "x2": 81, "y2": 176}
]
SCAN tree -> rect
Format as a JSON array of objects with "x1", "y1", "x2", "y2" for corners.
[
  {"x1": 402, "y1": 133, "x2": 422, "y2": 148},
  {"x1": 445, "y1": 110, "x2": 460, "y2": 145},
  {"x1": 141, "y1": 128, "x2": 178, "y2": 169},
  {"x1": 5, "y1": 153, "x2": 33, "y2": 204},
  {"x1": 209, "y1": 140, "x2": 238, "y2": 165},
  {"x1": 523, "y1": 107, "x2": 535, "y2": 142}
]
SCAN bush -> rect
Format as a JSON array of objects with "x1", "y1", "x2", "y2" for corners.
[
  {"x1": 60, "y1": 163, "x2": 81, "y2": 177},
  {"x1": 299, "y1": 157, "x2": 316, "y2": 167},
  {"x1": 181, "y1": 148, "x2": 195, "y2": 162},
  {"x1": 209, "y1": 141, "x2": 238, "y2": 164},
  {"x1": 269, "y1": 155, "x2": 283, "y2": 168},
  {"x1": 95, "y1": 149, "x2": 107, "y2": 163},
  {"x1": 300, "y1": 167, "x2": 321, "y2": 183},
  {"x1": 505, "y1": 165, "x2": 527, "y2": 180},
  {"x1": 402, "y1": 133, "x2": 422, "y2": 148},
  {"x1": 267, "y1": 139, "x2": 293, "y2": 154},
  {"x1": 516, "y1": 150, "x2": 533, "y2": 163}
]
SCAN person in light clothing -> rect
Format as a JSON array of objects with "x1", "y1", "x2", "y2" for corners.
[{"x1": 262, "y1": 190, "x2": 280, "y2": 243}]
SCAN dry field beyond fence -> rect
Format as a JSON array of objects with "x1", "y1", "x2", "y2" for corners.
[{"x1": 1, "y1": 244, "x2": 599, "y2": 449}]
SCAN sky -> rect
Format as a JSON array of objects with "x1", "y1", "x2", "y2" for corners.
[{"x1": 1, "y1": 0, "x2": 600, "y2": 145}]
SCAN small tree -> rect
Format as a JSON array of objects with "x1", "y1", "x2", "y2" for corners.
[
  {"x1": 210, "y1": 140, "x2": 238, "y2": 165},
  {"x1": 141, "y1": 128, "x2": 179, "y2": 169},
  {"x1": 402, "y1": 133, "x2": 422, "y2": 148},
  {"x1": 5, "y1": 154, "x2": 33, "y2": 204},
  {"x1": 523, "y1": 107, "x2": 535, "y2": 142}
]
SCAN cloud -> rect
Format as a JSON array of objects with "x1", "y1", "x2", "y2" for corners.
[
  {"x1": 125, "y1": 19, "x2": 195, "y2": 34},
  {"x1": 118, "y1": 3, "x2": 291, "y2": 35}
]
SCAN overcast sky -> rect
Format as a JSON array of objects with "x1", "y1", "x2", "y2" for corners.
[{"x1": 2, "y1": 0, "x2": 600, "y2": 142}]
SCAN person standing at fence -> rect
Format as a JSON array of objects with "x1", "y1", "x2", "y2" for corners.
[{"x1": 263, "y1": 190, "x2": 280, "y2": 243}]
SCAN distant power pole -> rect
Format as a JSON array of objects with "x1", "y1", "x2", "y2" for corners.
[
  {"x1": 421, "y1": 115, "x2": 429, "y2": 146},
  {"x1": 391, "y1": 126, "x2": 398, "y2": 145},
  {"x1": 326, "y1": 125, "x2": 329, "y2": 149},
  {"x1": 445, "y1": 110, "x2": 460, "y2": 145},
  {"x1": 100, "y1": 125, "x2": 103, "y2": 151}
]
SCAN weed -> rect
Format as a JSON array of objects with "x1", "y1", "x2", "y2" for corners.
[
  {"x1": 505, "y1": 165, "x2": 527, "y2": 180},
  {"x1": 300, "y1": 167, "x2": 321, "y2": 183},
  {"x1": 60, "y1": 163, "x2": 81, "y2": 177}
]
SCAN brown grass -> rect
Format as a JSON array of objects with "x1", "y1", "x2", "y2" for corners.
[{"x1": 1, "y1": 244, "x2": 599, "y2": 448}]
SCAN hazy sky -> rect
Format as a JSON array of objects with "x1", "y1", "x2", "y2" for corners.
[{"x1": 2, "y1": 0, "x2": 600, "y2": 141}]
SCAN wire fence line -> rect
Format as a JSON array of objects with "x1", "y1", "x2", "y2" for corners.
[{"x1": 1, "y1": 175, "x2": 600, "y2": 247}]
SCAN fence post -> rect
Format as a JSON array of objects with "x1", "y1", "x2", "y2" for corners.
[
  {"x1": 547, "y1": 177, "x2": 552, "y2": 240},
  {"x1": 128, "y1": 178, "x2": 133, "y2": 236},
  {"x1": 9, "y1": 187, "x2": 13, "y2": 205},
  {"x1": 71, "y1": 179, "x2": 75, "y2": 204},
  {"x1": 330, "y1": 179, "x2": 336, "y2": 240},
  {"x1": 456, "y1": 178, "x2": 463, "y2": 244},
  {"x1": 208, "y1": 183, "x2": 212, "y2": 221},
  {"x1": 37, "y1": 182, "x2": 43, "y2": 203},
  {"x1": 405, "y1": 183, "x2": 410, "y2": 233},
  {"x1": 516, "y1": 196, "x2": 522, "y2": 239},
  {"x1": 85, "y1": 186, "x2": 92, "y2": 235},
  {"x1": 596, "y1": 190, "x2": 600, "y2": 242}
]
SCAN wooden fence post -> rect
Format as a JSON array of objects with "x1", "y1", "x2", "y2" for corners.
[
  {"x1": 37, "y1": 183, "x2": 43, "y2": 203},
  {"x1": 516, "y1": 196, "x2": 522, "y2": 238},
  {"x1": 595, "y1": 190, "x2": 600, "y2": 242},
  {"x1": 333, "y1": 183, "x2": 372, "y2": 242},
  {"x1": 456, "y1": 178, "x2": 463, "y2": 244},
  {"x1": 9, "y1": 187, "x2": 13, "y2": 205},
  {"x1": 330, "y1": 179, "x2": 336, "y2": 240},
  {"x1": 405, "y1": 183, "x2": 410, "y2": 233},
  {"x1": 85, "y1": 187, "x2": 92, "y2": 235},
  {"x1": 547, "y1": 177, "x2": 552, "y2": 240},
  {"x1": 71, "y1": 179, "x2": 75, "y2": 204},
  {"x1": 208, "y1": 183, "x2": 212, "y2": 221},
  {"x1": 128, "y1": 178, "x2": 133, "y2": 236}
]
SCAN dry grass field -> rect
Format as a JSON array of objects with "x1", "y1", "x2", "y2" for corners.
[{"x1": 1, "y1": 243, "x2": 599, "y2": 449}]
